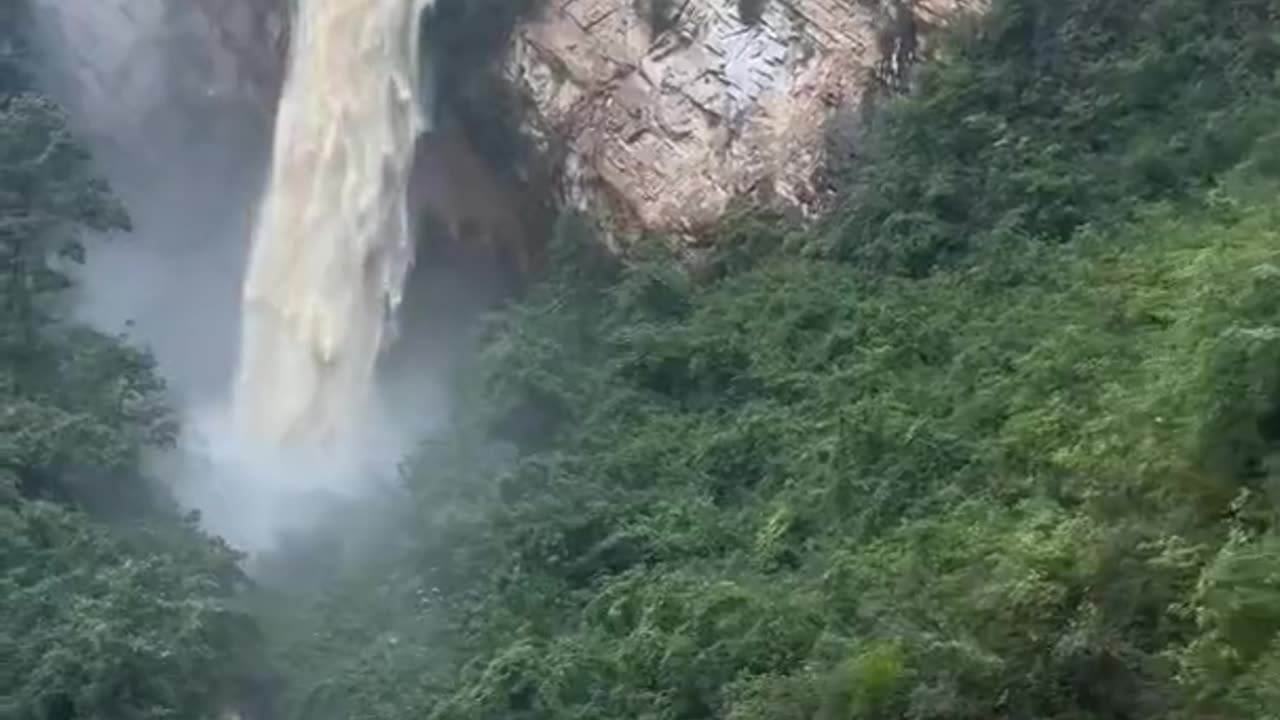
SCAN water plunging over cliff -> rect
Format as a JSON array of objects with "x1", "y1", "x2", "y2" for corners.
[{"x1": 233, "y1": 0, "x2": 432, "y2": 447}]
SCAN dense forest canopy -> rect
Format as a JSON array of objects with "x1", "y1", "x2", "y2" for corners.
[{"x1": 9, "y1": 0, "x2": 1280, "y2": 719}]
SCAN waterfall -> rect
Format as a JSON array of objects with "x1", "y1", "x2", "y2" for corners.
[
  {"x1": 232, "y1": 0, "x2": 433, "y2": 447},
  {"x1": 31, "y1": 0, "x2": 443, "y2": 549}
]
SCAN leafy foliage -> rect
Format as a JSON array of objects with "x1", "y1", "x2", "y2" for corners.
[
  {"x1": 272, "y1": 1, "x2": 1280, "y2": 718},
  {"x1": 0, "y1": 84, "x2": 171, "y2": 510},
  {"x1": 18, "y1": 0, "x2": 1280, "y2": 718},
  {"x1": 394, "y1": 194, "x2": 1280, "y2": 719},
  {"x1": 0, "y1": 502, "x2": 270, "y2": 720},
  {"x1": 0, "y1": 8, "x2": 274, "y2": 719},
  {"x1": 822, "y1": 0, "x2": 1280, "y2": 276}
]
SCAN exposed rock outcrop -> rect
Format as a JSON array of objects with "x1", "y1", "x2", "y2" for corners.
[
  {"x1": 37, "y1": 0, "x2": 982, "y2": 263},
  {"x1": 507, "y1": 0, "x2": 982, "y2": 239}
]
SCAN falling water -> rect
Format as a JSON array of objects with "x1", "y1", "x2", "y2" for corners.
[{"x1": 233, "y1": 0, "x2": 433, "y2": 446}]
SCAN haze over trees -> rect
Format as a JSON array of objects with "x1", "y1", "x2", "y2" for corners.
[
  {"x1": 0, "y1": 10, "x2": 273, "y2": 718},
  {"x1": 8, "y1": 0, "x2": 1280, "y2": 719}
]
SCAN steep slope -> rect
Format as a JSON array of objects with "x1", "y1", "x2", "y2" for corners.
[{"x1": 152, "y1": 0, "x2": 984, "y2": 251}]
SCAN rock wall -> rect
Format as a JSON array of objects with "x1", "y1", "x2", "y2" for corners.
[
  {"x1": 507, "y1": 0, "x2": 982, "y2": 239},
  {"x1": 37, "y1": 0, "x2": 983, "y2": 265}
]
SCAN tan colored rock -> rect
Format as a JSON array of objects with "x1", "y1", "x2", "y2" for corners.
[{"x1": 508, "y1": 0, "x2": 982, "y2": 239}]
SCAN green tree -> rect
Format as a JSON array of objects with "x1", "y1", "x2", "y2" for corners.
[
  {"x1": 207, "y1": 1, "x2": 1280, "y2": 719},
  {"x1": 0, "y1": 501, "x2": 271, "y2": 720},
  {"x1": 0, "y1": 8, "x2": 275, "y2": 718}
]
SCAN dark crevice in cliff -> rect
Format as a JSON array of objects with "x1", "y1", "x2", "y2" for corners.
[{"x1": 416, "y1": 0, "x2": 558, "y2": 294}]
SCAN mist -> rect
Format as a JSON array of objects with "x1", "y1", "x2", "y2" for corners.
[{"x1": 29, "y1": 0, "x2": 465, "y2": 556}]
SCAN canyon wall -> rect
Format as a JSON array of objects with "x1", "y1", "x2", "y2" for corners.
[
  {"x1": 179, "y1": 0, "x2": 980, "y2": 252},
  {"x1": 507, "y1": 0, "x2": 984, "y2": 240}
]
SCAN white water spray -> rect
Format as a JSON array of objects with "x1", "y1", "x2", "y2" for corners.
[
  {"x1": 31, "y1": 0, "x2": 450, "y2": 552},
  {"x1": 233, "y1": 0, "x2": 433, "y2": 447}
]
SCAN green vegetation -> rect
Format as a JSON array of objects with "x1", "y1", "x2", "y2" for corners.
[
  {"x1": 0, "y1": 9, "x2": 272, "y2": 719},
  {"x1": 264, "y1": 0, "x2": 1280, "y2": 718},
  {"x1": 401, "y1": 196, "x2": 1280, "y2": 719},
  {"x1": 16, "y1": 0, "x2": 1280, "y2": 718}
]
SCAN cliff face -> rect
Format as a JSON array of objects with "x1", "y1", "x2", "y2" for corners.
[
  {"x1": 177, "y1": 0, "x2": 981, "y2": 258},
  {"x1": 507, "y1": 0, "x2": 981, "y2": 238},
  {"x1": 40, "y1": 0, "x2": 980, "y2": 261},
  {"x1": 32, "y1": 0, "x2": 287, "y2": 174}
]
